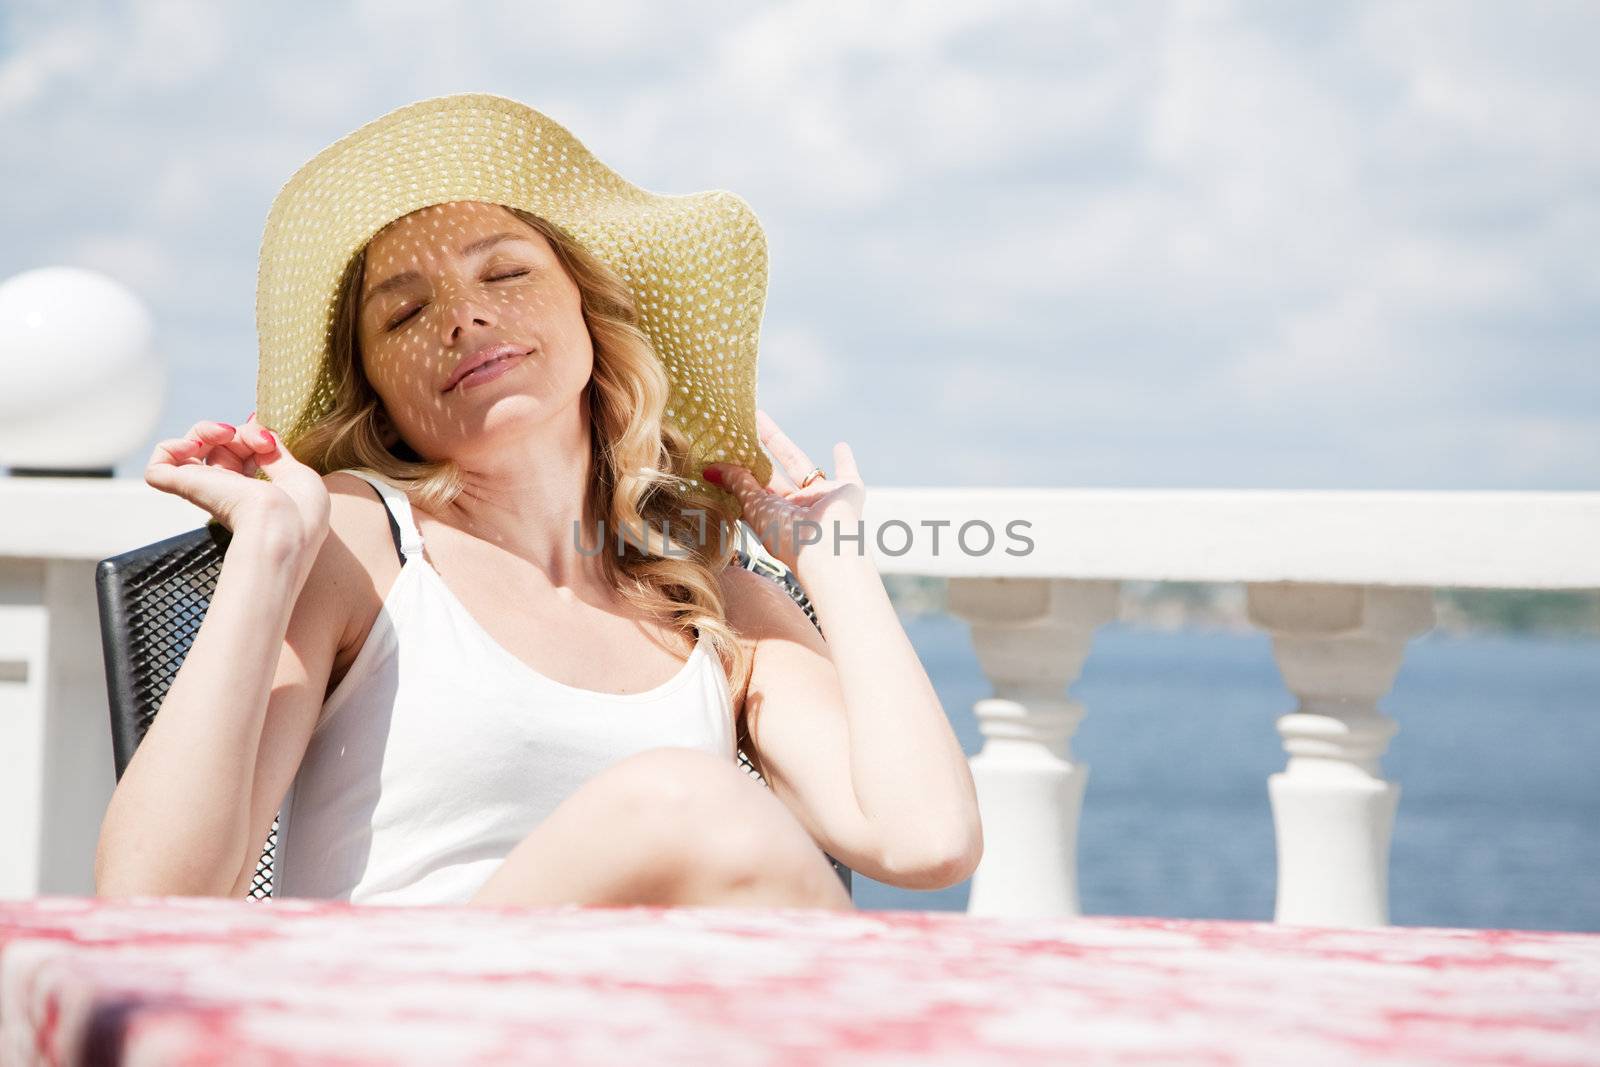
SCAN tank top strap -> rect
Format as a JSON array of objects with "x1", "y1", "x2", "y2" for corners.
[{"x1": 338, "y1": 468, "x2": 425, "y2": 564}]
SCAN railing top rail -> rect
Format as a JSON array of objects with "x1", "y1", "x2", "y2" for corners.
[
  {"x1": 857, "y1": 488, "x2": 1600, "y2": 588},
  {"x1": 4, "y1": 479, "x2": 1597, "y2": 589}
]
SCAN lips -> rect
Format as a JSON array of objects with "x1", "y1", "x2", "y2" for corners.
[{"x1": 442, "y1": 343, "x2": 533, "y2": 393}]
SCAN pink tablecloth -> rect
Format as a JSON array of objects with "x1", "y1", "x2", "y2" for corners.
[{"x1": 2, "y1": 897, "x2": 1597, "y2": 1066}]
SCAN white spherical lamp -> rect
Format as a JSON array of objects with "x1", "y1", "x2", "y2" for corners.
[{"x1": 0, "y1": 266, "x2": 164, "y2": 476}]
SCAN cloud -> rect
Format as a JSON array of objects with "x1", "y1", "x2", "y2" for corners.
[
  {"x1": 58, "y1": 232, "x2": 181, "y2": 298},
  {"x1": 0, "y1": 0, "x2": 1593, "y2": 488},
  {"x1": 0, "y1": 18, "x2": 100, "y2": 111}
]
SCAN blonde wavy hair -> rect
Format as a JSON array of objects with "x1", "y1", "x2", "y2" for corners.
[{"x1": 289, "y1": 202, "x2": 762, "y2": 761}]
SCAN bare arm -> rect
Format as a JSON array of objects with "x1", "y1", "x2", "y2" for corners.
[
  {"x1": 222, "y1": 473, "x2": 386, "y2": 898},
  {"x1": 94, "y1": 528, "x2": 323, "y2": 896},
  {"x1": 94, "y1": 417, "x2": 334, "y2": 898},
  {"x1": 732, "y1": 546, "x2": 981, "y2": 890},
  {"x1": 793, "y1": 547, "x2": 980, "y2": 881},
  {"x1": 706, "y1": 415, "x2": 982, "y2": 889}
]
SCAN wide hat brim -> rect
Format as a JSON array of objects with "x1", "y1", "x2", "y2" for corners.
[{"x1": 254, "y1": 91, "x2": 772, "y2": 492}]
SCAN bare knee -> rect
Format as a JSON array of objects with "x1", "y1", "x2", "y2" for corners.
[
  {"x1": 598, "y1": 748, "x2": 849, "y2": 909},
  {"x1": 470, "y1": 747, "x2": 735, "y2": 907},
  {"x1": 595, "y1": 748, "x2": 774, "y2": 863},
  {"x1": 693, "y1": 807, "x2": 852, "y2": 910},
  {"x1": 473, "y1": 747, "x2": 849, "y2": 910}
]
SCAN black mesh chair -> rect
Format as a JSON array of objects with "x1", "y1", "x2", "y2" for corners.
[{"x1": 95, "y1": 518, "x2": 852, "y2": 901}]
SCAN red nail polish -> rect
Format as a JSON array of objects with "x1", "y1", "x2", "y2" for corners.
[
  {"x1": 703, "y1": 468, "x2": 722, "y2": 485},
  {"x1": 263, "y1": 430, "x2": 278, "y2": 449},
  {"x1": 217, "y1": 422, "x2": 236, "y2": 433},
  {"x1": 246, "y1": 410, "x2": 256, "y2": 422}
]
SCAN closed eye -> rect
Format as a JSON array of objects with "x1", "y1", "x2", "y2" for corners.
[
  {"x1": 382, "y1": 302, "x2": 419, "y2": 331},
  {"x1": 384, "y1": 270, "x2": 532, "y2": 331}
]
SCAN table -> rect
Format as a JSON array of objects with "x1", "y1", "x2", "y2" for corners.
[{"x1": 3, "y1": 898, "x2": 1598, "y2": 1065}]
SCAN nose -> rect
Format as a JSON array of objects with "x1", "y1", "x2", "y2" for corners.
[{"x1": 437, "y1": 284, "x2": 497, "y2": 346}]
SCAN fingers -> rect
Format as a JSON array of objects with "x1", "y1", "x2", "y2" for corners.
[
  {"x1": 782, "y1": 443, "x2": 861, "y2": 507},
  {"x1": 144, "y1": 435, "x2": 252, "y2": 508},
  {"x1": 199, "y1": 415, "x2": 281, "y2": 462},
  {"x1": 239, "y1": 411, "x2": 279, "y2": 454},
  {"x1": 766, "y1": 458, "x2": 798, "y2": 494},
  {"x1": 148, "y1": 417, "x2": 279, "y2": 479},
  {"x1": 207, "y1": 422, "x2": 255, "y2": 469},
  {"x1": 755, "y1": 408, "x2": 816, "y2": 489},
  {"x1": 704, "y1": 463, "x2": 776, "y2": 512},
  {"x1": 833, "y1": 441, "x2": 861, "y2": 485},
  {"x1": 150, "y1": 422, "x2": 231, "y2": 467},
  {"x1": 703, "y1": 463, "x2": 750, "y2": 495},
  {"x1": 140, "y1": 412, "x2": 324, "y2": 533},
  {"x1": 208, "y1": 446, "x2": 248, "y2": 476}
]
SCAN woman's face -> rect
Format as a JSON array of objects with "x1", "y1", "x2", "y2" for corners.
[{"x1": 356, "y1": 199, "x2": 593, "y2": 460}]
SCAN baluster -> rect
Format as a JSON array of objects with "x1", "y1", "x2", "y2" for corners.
[
  {"x1": 1246, "y1": 582, "x2": 1435, "y2": 926},
  {"x1": 948, "y1": 577, "x2": 1120, "y2": 917}
]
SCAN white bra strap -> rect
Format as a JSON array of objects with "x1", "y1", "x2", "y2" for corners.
[{"x1": 340, "y1": 469, "x2": 425, "y2": 564}]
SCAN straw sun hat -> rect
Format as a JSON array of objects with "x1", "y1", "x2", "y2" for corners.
[{"x1": 253, "y1": 91, "x2": 774, "y2": 491}]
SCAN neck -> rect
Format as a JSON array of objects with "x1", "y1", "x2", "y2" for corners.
[{"x1": 432, "y1": 400, "x2": 606, "y2": 590}]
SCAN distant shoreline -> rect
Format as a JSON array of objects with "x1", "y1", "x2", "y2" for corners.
[{"x1": 881, "y1": 576, "x2": 1600, "y2": 638}]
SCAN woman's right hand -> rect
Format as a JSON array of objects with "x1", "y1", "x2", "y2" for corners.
[{"x1": 144, "y1": 413, "x2": 331, "y2": 555}]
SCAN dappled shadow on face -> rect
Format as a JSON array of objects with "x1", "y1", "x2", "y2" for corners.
[{"x1": 355, "y1": 200, "x2": 594, "y2": 461}]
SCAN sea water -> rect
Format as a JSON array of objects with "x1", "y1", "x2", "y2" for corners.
[{"x1": 854, "y1": 615, "x2": 1600, "y2": 932}]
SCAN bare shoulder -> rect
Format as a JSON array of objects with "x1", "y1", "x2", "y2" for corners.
[
  {"x1": 717, "y1": 562, "x2": 824, "y2": 646},
  {"x1": 716, "y1": 562, "x2": 829, "y2": 712},
  {"x1": 312, "y1": 471, "x2": 405, "y2": 661},
  {"x1": 319, "y1": 471, "x2": 398, "y2": 565},
  {"x1": 321, "y1": 470, "x2": 399, "y2": 543}
]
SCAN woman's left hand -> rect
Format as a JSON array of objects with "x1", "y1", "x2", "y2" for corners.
[{"x1": 701, "y1": 409, "x2": 865, "y2": 575}]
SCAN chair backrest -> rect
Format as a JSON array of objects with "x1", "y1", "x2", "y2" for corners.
[{"x1": 96, "y1": 521, "x2": 852, "y2": 900}]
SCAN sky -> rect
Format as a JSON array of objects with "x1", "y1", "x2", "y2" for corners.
[{"x1": 1, "y1": 0, "x2": 1596, "y2": 489}]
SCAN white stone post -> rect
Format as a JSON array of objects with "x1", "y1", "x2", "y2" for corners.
[
  {"x1": 0, "y1": 265, "x2": 162, "y2": 898},
  {"x1": 1246, "y1": 582, "x2": 1435, "y2": 927},
  {"x1": 0, "y1": 558, "x2": 115, "y2": 897},
  {"x1": 948, "y1": 577, "x2": 1120, "y2": 918}
]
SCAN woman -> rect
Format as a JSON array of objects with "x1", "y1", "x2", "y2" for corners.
[{"x1": 94, "y1": 94, "x2": 981, "y2": 910}]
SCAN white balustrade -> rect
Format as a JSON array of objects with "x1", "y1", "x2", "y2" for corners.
[
  {"x1": 0, "y1": 479, "x2": 208, "y2": 898},
  {"x1": 2, "y1": 478, "x2": 1597, "y2": 928},
  {"x1": 857, "y1": 487, "x2": 1600, "y2": 926},
  {"x1": 1246, "y1": 582, "x2": 1435, "y2": 926},
  {"x1": 947, "y1": 577, "x2": 1119, "y2": 918}
]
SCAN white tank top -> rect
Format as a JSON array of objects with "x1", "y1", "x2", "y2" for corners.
[{"x1": 274, "y1": 468, "x2": 736, "y2": 906}]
